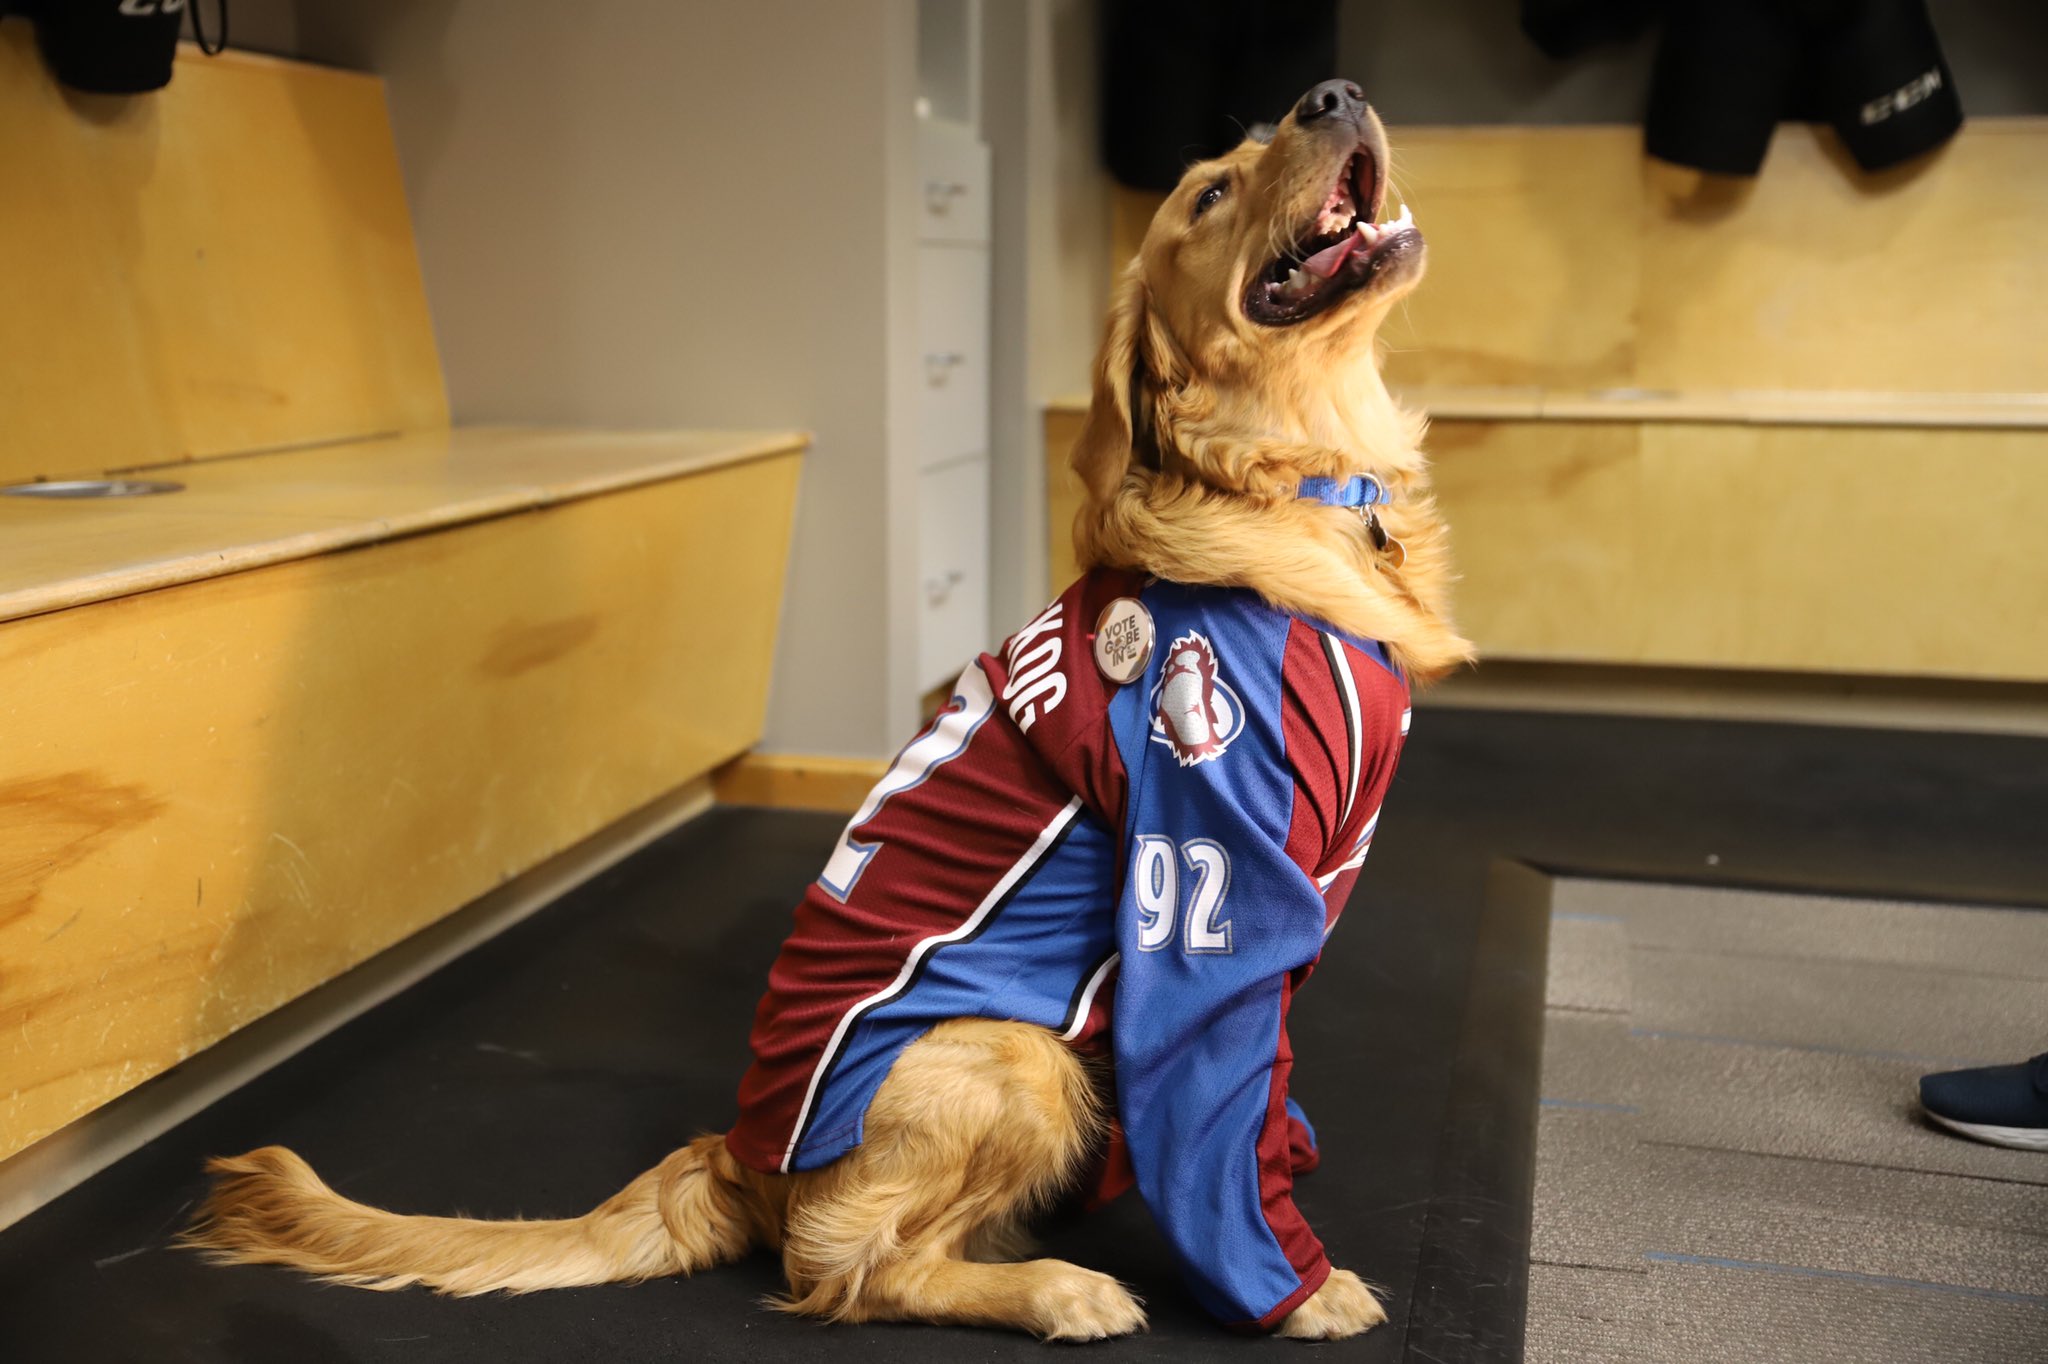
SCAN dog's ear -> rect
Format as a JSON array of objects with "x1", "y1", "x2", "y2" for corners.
[{"x1": 1070, "y1": 263, "x2": 1152, "y2": 504}]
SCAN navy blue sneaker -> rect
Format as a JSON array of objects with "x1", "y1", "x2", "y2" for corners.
[{"x1": 1919, "y1": 1053, "x2": 2048, "y2": 1151}]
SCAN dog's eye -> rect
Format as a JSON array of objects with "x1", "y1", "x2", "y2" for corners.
[{"x1": 1192, "y1": 179, "x2": 1228, "y2": 221}]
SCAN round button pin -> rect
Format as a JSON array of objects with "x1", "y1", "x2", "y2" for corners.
[{"x1": 1093, "y1": 598, "x2": 1155, "y2": 684}]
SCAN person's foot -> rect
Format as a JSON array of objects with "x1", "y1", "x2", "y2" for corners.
[{"x1": 1918, "y1": 1052, "x2": 2048, "y2": 1151}]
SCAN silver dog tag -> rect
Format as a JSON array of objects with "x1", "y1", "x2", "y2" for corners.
[
  {"x1": 1364, "y1": 508, "x2": 1407, "y2": 570},
  {"x1": 1093, "y1": 598, "x2": 1155, "y2": 684}
]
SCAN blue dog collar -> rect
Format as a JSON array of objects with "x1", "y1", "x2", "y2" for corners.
[{"x1": 1296, "y1": 474, "x2": 1389, "y2": 508}]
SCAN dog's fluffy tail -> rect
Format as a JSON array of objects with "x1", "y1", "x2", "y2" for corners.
[{"x1": 181, "y1": 1135, "x2": 757, "y2": 1295}]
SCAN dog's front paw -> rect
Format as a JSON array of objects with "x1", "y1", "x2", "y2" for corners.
[
  {"x1": 1275, "y1": 1268, "x2": 1387, "y2": 1341},
  {"x1": 1032, "y1": 1263, "x2": 1147, "y2": 1342}
]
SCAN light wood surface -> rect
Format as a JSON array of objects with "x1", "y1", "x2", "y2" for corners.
[
  {"x1": 0, "y1": 29, "x2": 446, "y2": 485},
  {"x1": 1387, "y1": 388, "x2": 2048, "y2": 429},
  {"x1": 1042, "y1": 404, "x2": 2048, "y2": 679},
  {"x1": 0, "y1": 30, "x2": 819, "y2": 1158},
  {"x1": 1046, "y1": 388, "x2": 2048, "y2": 430},
  {"x1": 1383, "y1": 127, "x2": 1641, "y2": 392},
  {"x1": 0, "y1": 427, "x2": 808, "y2": 624},
  {"x1": 1428, "y1": 418, "x2": 2048, "y2": 681},
  {"x1": 1110, "y1": 186, "x2": 1164, "y2": 282},
  {"x1": 1, "y1": 777, "x2": 714, "y2": 1231},
  {"x1": 1378, "y1": 120, "x2": 2048, "y2": 404},
  {"x1": 1043, "y1": 407, "x2": 1087, "y2": 596},
  {"x1": 0, "y1": 451, "x2": 802, "y2": 1161},
  {"x1": 1423, "y1": 662, "x2": 2048, "y2": 740},
  {"x1": 714, "y1": 754, "x2": 891, "y2": 814},
  {"x1": 1632, "y1": 124, "x2": 2048, "y2": 397}
]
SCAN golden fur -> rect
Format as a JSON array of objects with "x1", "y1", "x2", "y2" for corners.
[
  {"x1": 186, "y1": 88, "x2": 1462, "y2": 1343},
  {"x1": 1072, "y1": 101, "x2": 1470, "y2": 683}
]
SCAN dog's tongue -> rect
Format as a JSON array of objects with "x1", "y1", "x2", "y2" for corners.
[{"x1": 1301, "y1": 233, "x2": 1360, "y2": 280}]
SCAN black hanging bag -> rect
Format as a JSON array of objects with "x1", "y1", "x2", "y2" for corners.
[{"x1": 24, "y1": 0, "x2": 227, "y2": 96}]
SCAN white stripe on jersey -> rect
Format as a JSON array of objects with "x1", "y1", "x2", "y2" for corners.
[
  {"x1": 779, "y1": 795, "x2": 1085, "y2": 1172},
  {"x1": 1315, "y1": 809, "x2": 1380, "y2": 890},
  {"x1": 1058, "y1": 951, "x2": 1122, "y2": 1042},
  {"x1": 1319, "y1": 633, "x2": 1365, "y2": 832},
  {"x1": 819, "y1": 663, "x2": 997, "y2": 901}
]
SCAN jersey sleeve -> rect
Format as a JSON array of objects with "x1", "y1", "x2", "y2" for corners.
[{"x1": 1106, "y1": 614, "x2": 1361, "y2": 1329}]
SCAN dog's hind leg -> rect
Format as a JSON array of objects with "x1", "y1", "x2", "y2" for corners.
[{"x1": 774, "y1": 1018, "x2": 1144, "y2": 1340}]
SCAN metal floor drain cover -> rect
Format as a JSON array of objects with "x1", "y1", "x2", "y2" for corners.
[{"x1": 0, "y1": 478, "x2": 185, "y2": 499}]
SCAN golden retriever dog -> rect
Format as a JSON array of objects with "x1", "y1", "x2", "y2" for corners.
[{"x1": 186, "y1": 79, "x2": 1469, "y2": 1342}]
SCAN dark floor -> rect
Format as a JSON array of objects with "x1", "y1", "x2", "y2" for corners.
[{"x1": 3, "y1": 709, "x2": 2044, "y2": 1364}]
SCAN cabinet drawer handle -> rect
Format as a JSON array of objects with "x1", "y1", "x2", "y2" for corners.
[
  {"x1": 924, "y1": 180, "x2": 971, "y2": 214},
  {"x1": 924, "y1": 351, "x2": 967, "y2": 385},
  {"x1": 924, "y1": 568, "x2": 966, "y2": 606}
]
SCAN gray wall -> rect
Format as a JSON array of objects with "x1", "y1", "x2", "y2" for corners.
[
  {"x1": 223, "y1": 1, "x2": 922, "y2": 758},
  {"x1": 1336, "y1": 0, "x2": 2048, "y2": 126},
  {"x1": 982, "y1": 0, "x2": 1114, "y2": 627}
]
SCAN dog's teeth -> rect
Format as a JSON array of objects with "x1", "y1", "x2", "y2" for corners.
[
  {"x1": 1393, "y1": 202, "x2": 1413, "y2": 230},
  {"x1": 1284, "y1": 268, "x2": 1309, "y2": 295},
  {"x1": 1356, "y1": 220, "x2": 1379, "y2": 244}
]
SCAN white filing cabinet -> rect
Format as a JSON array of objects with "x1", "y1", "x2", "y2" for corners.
[
  {"x1": 917, "y1": 235, "x2": 990, "y2": 469},
  {"x1": 915, "y1": 453, "x2": 990, "y2": 687},
  {"x1": 913, "y1": 113, "x2": 991, "y2": 691}
]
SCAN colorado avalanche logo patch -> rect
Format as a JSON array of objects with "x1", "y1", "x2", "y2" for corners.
[{"x1": 1148, "y1": 631, "x2": 1243, "y2": 766}]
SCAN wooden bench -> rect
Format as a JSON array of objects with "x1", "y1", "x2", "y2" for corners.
[{"x1": 0, "y1": 32, "x2": 804, "y2": 1164}]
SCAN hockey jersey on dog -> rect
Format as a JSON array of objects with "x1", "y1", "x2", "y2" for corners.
[{"x1": 725, "y1": 568, "x2": 1411, "y2": 1329}]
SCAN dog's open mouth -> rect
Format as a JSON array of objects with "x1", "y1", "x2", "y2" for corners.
[{"x1": 1245, "y1": 148, "x2": 1419, "y2": 327}]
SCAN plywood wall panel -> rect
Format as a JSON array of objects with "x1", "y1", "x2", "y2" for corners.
[
  {"x1": 0, "y1": 31, "x2": 446, "y2": 485},
  {"x1": 1425, "y1": 419, "x2": 1650, "y2": 661},
  {"x1": 1380, "y1": 128, "x2": 1642, "y2": 392},
  {"x1": 1430, "y1": 419, "x2": 2048, "y2": 680},
  {"x1": 1044, "y1": 408, "x2": 1087, "y2": 595},
  {"x1": 1376, "y1": 120, "x2": 2048, "y2": 405},
  {"x1": 1634, "y1": 124, "x2": 2048, "y2": 397}
]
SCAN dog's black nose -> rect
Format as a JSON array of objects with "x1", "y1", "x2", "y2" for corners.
[{"x1": 1295, "y1": 80, "x2": 1364, "y2": 125}]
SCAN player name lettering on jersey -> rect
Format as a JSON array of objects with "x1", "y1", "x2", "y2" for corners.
[{"x1": 1002, "y1": 599, "x2": 1068, "y2": 733}]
